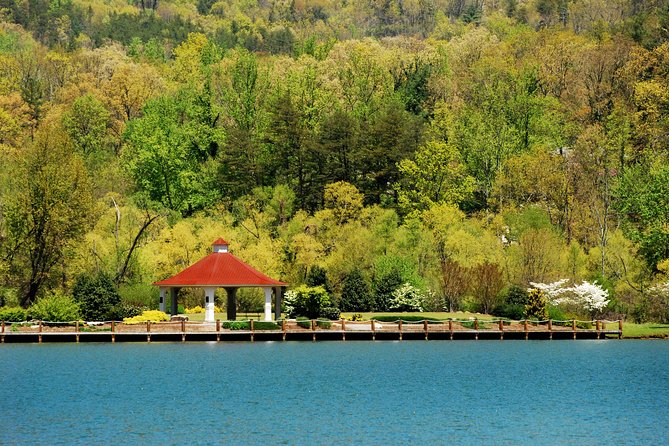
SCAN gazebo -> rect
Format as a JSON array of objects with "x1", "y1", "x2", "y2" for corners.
[{"x1": 153, "y1": 238, "x2": 287, "y2": 322}]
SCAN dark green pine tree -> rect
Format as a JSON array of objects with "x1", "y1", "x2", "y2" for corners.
[{"x1": 340, "y1": 268, "x2": 374, "y2": 312}]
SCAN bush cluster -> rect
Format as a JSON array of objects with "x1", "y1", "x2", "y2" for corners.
[
  {"x1": 0, "y1": 307, "x2": 28, "y2": 322},
  {"x1": 28, "y1": 292, "x2": 81, "y2": 322},
  {"x1": 72, "y1": 273, "x2": 121, "y2": 321},
  {"x1": 123, "y1": 310, "x2": 170, "y2": 324},
  {"x1": 284, "y1": 285, "x2": 339, "y2": 320}
]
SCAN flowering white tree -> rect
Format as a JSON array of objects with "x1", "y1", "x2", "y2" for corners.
[
  {"x1": 529, "y1": 279, "x2": 570, "y2": 299},
  {"x1": 388, "y1": 283, "x2": 425, "y2": 312},
  {"x1": 529, "y1": 279, "x2": 610, "y2": 316},
  {"x1": 647, "y1": 282, "x2": 669, "y2": 323}
]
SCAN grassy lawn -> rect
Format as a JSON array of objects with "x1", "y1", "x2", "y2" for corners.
[{"x1": 616, "y1": 323, "x2": 669, "y2": 338}]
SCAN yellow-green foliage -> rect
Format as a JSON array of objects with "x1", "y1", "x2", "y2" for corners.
[
  {"x1": 185, "y1": 306, "x2": 205, "y2": 314},
  {"x1": 123, "y1": 310, "x2": 170, "y2": 324},
  {"x1": 185, "y1": 306, "x2": 222, "y2": 313}
]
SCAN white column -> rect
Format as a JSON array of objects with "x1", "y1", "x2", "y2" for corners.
[
  {"x1": 159, "y1": 287, "x2": 167, "y2": 313},
  {"x1": 263, "y1": 287, "x2": 272, "y2": 321},
  {"x1": 204, "y1": 287, "x2": 217, "y2": 323}
]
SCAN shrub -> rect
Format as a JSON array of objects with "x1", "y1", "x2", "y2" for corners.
[
  {"x1": 0, "y1": 306, "x2": 28, "y2": 322},
  {"x1": 316, "y1": 319, "x2": 331, "y2": 329},
  {"x1": 253, "y1": 321, "x2": 279, "y2": 330},
  {"x1": 222, "y1": 321, "x2": 250, "y2": 330},
  {"x1": 319, "y1": 306, "x2": 340, "y2": 320},
  {"x1": 107, "y1": 303, "x2": 145, "y2": 321},
  {"x1": 506, "y1": 285, "x2": 529, "y2": 306},
  {"x1": 525, "y1": 289, "x2": 549, "y2": 320},
  {"x1": 340, "y1": 268, "x2": 374, "y2": 312},
  {"x1": 348, "y1": 313, "x2": 364, "y2": 321},
  {"x1": 284, "y1": 285, "x2": 338, "y2": 319},
  {"x1": 118, "y1": 283, "x2": 159, "y2": 308},
  {"x1": 185, "y1": 306, "x2": 205, "y2": 314},
  {"x1": 547, "y1": 305, "x2": 568, "y2": 321},
  {"x1": 296, "y1": 317, "x2": 311, "y2": 329},
  {"x1": 372, "y1": 315, "x2": 440, "y2": 323},
  {"x1": 123, "y1": 310, "x2": 170, "y2": 324},
  {"x1": 72, "y1": 273, "x2": 121, "y2": 321},
  {"x1": 493, "y1": 303, "x2": 525, "y2": 320},
  {"x1": 295, "y1": 318, "x2": 332, "y2": 329},
  {"x1": 28, "y1": 292, "x2": 81, "y2": 322}
]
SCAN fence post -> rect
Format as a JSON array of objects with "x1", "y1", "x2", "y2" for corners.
[
  {"x1": 216, "y1": 319, "x2": 220, "y2": 342},
  {"x1": 499, "y1": 320, "x2": 504, "y2": 340},
  {"x1": 548, "y1": 319, "x2": 553, "y2": 340},
  {"x1": 524, "y1": 319, "x2": 528, "y2": 341},
  {"x1": 282, "y1": 319, "x2": 287, "y2": 341},
  {"x1": 449, "y1": 320, "x2": 453, "y2": 340},
  {"x1": 311, "y1": 319, "x2": 316, "y2": 342},
  {"x1": 618, "y1": 320, "x2": 623, "y2": 339},
  {"x1": 371, "y1": 319, "x2": 376, "y2": 341},
  {"x1": 147, "y1": 320, "x2": 151, "y2": 343},
  {"x1": 38, "y1": 320, "x2": 42, "y2": 344},
  {"x1": 424, "y1": 320, "x2": 429, "y2": 341},
  {"x1": 474, "y1": 318, "x2": 479, "y2": 341},
  {"x1": 398, "y1": 319, "x2": 403, "y2": 341},
  {"x1": 250, "y1": 319, "x2": 255, "y2": 342},
  {"x1": 572, "y1": 319, "x2": 577, "y2": 340},
  {"x1": 341, "y1": 319, "x2": 346, "y2": 341},
  {"x1": 1, "y1": 321, "x2": 4, "y2": 343},
  {"x1": 111, "y1": 320, "x2": 115, "y2": 343},
  {"x1": 596, "y1": 320, "x2": 601, "y2": 339},
  {"x1": 182, "y1": 319, "x2": 186, "y2": 342},
  {"x1": 75, "y1": 320, "x2": 80, "y2": 343}
]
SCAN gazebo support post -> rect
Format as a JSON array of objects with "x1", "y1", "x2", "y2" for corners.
[
  {"x1": 274, "y1": 286, "x2": 282, "y2": 321},
  {"x1": 170, "y1": 288, "x2": 180, "y2": 316},
  {"x1": 226, "y1": 287, "x2": 238, "y2": 321},
  {"x1": 263, "y1": 287, "x2": 272, "y2": 321},
  {"x1": 204, "y1": 287, "x2": 217, "y2": 323},
  {"x1": 159, "y1": 287, "x2": 167, "y2": 313}
]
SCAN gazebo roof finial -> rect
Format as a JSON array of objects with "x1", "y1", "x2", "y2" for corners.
[{"x1": 212, "y1": 238, "x2": 229, "y2": 253}]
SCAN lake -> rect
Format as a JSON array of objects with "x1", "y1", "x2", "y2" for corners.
[{"x1": 1, "y1": 341, "x2": 667, "y2": 445}]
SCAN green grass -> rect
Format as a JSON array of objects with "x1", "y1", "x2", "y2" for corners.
[{"x1": 617, "y1": 322, "x2": 669, "y2": 338}]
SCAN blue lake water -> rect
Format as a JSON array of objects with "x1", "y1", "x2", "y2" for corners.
[{"x1": 1, "y1": 340, "x2": 668, "y2": 445}]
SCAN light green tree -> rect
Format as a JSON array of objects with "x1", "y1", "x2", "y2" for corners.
[{"x1": 396, "y1": 140, "x2": 475, "y2": 216}]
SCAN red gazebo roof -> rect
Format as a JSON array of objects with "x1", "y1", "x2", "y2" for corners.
[{"x1": 153, "y1": 240, "x2": 286, "y2": 288}]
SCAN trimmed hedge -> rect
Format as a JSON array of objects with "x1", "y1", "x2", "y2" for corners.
[{"x1": 221, "y1": 321, "x2": 280, "y2": 330}]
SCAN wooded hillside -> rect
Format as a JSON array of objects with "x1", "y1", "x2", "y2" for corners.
[{"x1": 1, "y1": 0, "x2": 669, "y2": 321}]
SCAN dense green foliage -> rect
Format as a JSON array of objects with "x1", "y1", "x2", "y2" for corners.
[
  {"x1": 27, "y1": 293, "x2": 81, "y2": 322},
  {"x1": 0, "y1": 306, "x2": 27, "y2": 322},
  {"x1": 284, "y1": 285, "x2": 338, "y2": 319},
  {"x1": 2, "y1": 0, "x2": 669, "y2": 322},
  {"x1": 72, "y1": 273, "x2": 121, "y2": 321},
  {"x1": 524, "y1": 289, "x2": 549, "y2": 320}
]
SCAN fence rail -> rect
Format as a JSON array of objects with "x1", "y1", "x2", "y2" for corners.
[{"x1": 0, "y1": 318, "x2": 623, "y2": 343}]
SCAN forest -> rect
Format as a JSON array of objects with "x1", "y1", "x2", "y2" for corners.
[{"x1": 1, "y1": 0, "x2": 669, "y2": 322}]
